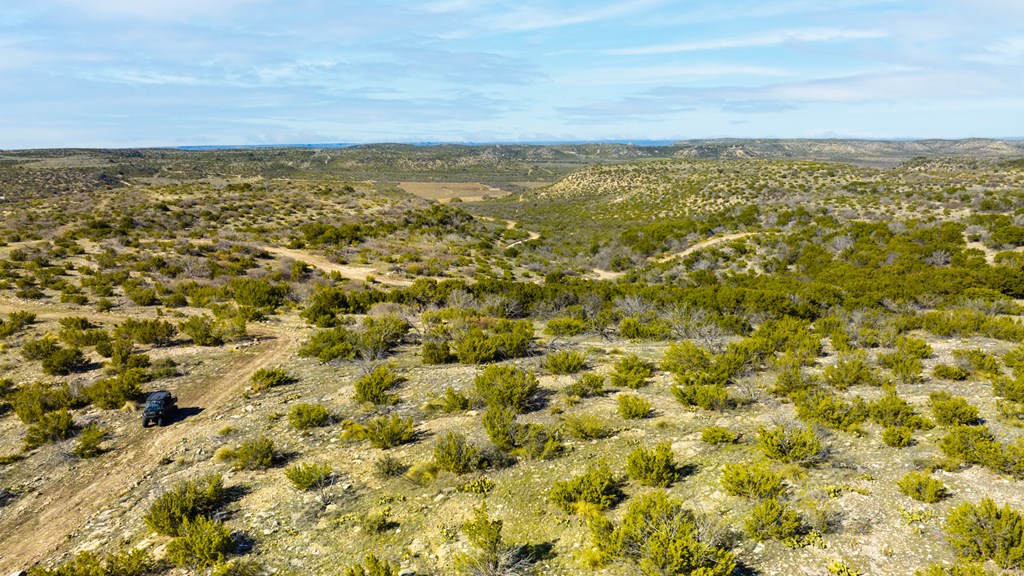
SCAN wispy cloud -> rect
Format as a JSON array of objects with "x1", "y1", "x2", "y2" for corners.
[
  {"x1": 481, "y1": 0, "x2": 667, "y2": 33},
  {"x1": 1, "y1": 0, "x2": 1022, "y2": 146},
  {"x1": 607, "y1": 28, "x2": 888, "y2": 55}
]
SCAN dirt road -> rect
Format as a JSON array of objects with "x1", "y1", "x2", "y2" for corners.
[
  {"x1": 0, "y1": 319, "x2": 301, "y2": 569},
  {"x1": 655, "y1": 232, "x2": 755, "y2": 263},
  {"x1": 261, "y1": 245, "x2": 414, "y2": 287}
]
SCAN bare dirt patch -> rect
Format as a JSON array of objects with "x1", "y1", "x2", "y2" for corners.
[
  {"x1": 399, "y1": 182, "x2": 511, "y2": 203},
  {"x1": 0, "y1": 310, "x2": 302, "y2": 570}
]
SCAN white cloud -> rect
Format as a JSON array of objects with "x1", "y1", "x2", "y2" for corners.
[
  {"x1": 607, "y1": 28, "x2": 888, "y2": 55},
  {"x1": 43, "y1": 0, "x2": 265, "y2": 21},
  {"x1": 968, "y1": 36, "x2": 1024, "y2": 64},
  {"x1": 483, "y1": 0, "x2": 666, "y2": 33},
  {"x1": 561, "y1": 64, "x2": 790, "y2": 85}
]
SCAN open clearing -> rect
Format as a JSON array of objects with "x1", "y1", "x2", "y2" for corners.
[{"x1": 399, "y1": 181, "x2": 512, "y2": 203}]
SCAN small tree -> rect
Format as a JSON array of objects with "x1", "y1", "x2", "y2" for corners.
[
  {"x1": 167, "y1": 515, "x2": 234, "y2": 570},
  {"x1": 758, "y1": 423, "x2": 825, "y2": 465},
  {"x1": 625, "y1": 442, "x2": 679, "y2": 487},
  {"x1": 285, "y1": 462, "x2": 335, "y2": 505},
  {"x1": 945, "y1": 498, "x2": 1024, "y2": 569},
  {"x1": 73, "y1": 423, "x2": 107, "y2": 458},
  {"x1": 455, "y1": 503, "x2": 532, "y2": 576}
]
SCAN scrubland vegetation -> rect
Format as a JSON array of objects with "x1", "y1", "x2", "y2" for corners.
[{"x1": 1, "y1": 142, "x2": 1024, "y2": 575}]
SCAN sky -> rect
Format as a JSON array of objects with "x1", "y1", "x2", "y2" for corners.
[{"x1": 1, "y1": 0, "x2": 1023, "y2": 148}]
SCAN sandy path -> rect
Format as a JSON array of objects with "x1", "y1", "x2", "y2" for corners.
[
  {"x1": 655, "y1": 232, "x2": 755, "y2": 263},
  {"x1": 0, "y1": 314, "x2": 302, "y2": 569},
  {"x1": 261, "y1": 245, "x2": 413, "y2": 287}
]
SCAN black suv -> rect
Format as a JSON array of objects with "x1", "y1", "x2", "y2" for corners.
[{"x1": 142, "y1": 390, "x2": 177, "y2": 427}]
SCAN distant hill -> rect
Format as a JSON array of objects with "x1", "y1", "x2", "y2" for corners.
[{"x1": 670, "y1": 138, "x2": 1024, "y2": 166}]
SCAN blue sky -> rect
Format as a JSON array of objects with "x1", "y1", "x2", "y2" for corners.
[{"x1": 2, "y1": 0, "x2": 1023, "y2": 147}]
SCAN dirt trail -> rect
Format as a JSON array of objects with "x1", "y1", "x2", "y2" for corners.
[
  {"x1": 476, "y1": 216, "x2": 540, "y2": 249},
  {"x1": 0, "y1": 320, "x2": 301, "y2": 569},
  {"x1": 655, "y1": 232, "x2": 755, "y2": 263},
  {"x1": 261, "y1": 245, "x2": 413, "y2": 287}
]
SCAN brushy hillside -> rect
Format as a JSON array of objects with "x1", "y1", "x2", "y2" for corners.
[{"x1": 1, "y1": 144, "x2": 1023, "y2": 576}]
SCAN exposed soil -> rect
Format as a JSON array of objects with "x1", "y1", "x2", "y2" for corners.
[{"x1": 0, "y1": 308, "x2": 302, "y2": 570}]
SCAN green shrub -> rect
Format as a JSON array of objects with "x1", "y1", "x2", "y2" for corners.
[
  {"x1": 870, "y1": 392, "x2": 932, "y2": 430},
  {"x1": 934, "y1": 364, "x2": 970, "y2": 381},
  {"x1": 545, "y1": 317, "x2": 587, "y2": 338},
  {"x1": 421, "y1": 340, "x2": 452, "y2": 364},
  {"x1": 231, "y1": 435, "x2": 275, "y2": 470},
  {"x1": 180, "y1": 315, "x2": 222, "y2": 346},
  {"x1": 952, "y1": 349, "x2": 1002, "y2": 377},
  {"x1": 166, "y1": 515, "x2": 233, "y2": 570},
  {"x1": 454, "y1": 503, "x2": 531, "y2": 576},
  {"x1": 0, "y1": 311, "x2": 35, "y2": 339},
  {"x1": 758, "y1": 423, "x2": 825, "y2": 465},
  {"x1": 619, "y1": 315, "x2": 671, "y2": 340},
  {"x1": 673, "y1": 383, "x2": 731, "y2": 411},
  {"x1": 299, "y1": 326, "x2": 357, "y2": 362},
  {"x1": 661, "y1": 341, "x2": 712, "y2": 380},
  {"x1": 144, "y1": 474, "x2": 225, "y2": 536},
  {"x1": 434, "y1": 431, "x2": 486, "y2": 474},
  {"x1": 586, "y1": 490, "x2": 735, "y2": 576},
  {"x1": 878, "y1": 352, "x2": 924, "y2": 385},
  {"x1": 353, "y1": 314, "x2": 410, "y2": 361},
  {"x1": 82, "y1": 372, "x2": 143, "y2": 409},
  {"x1": 374, "y1": 454, "x2": 407, "y2": 479},
  {"x1": 250, "y1": 367, "x2": 289, "y2": 392},
  {"x1": 41, "y1": 347, "x2": 87, "y2": 376},
  {"x1": 701, "y1": 426, "x2": 739, "y2": 444},
  {"x1": 897, "y1": 471, "x2": 948, "y2": 503},
  {"x1": 945, "y1": 498, "x2": 1024, "y2": 569},
  {"x1": 548, "y1": 461, "x2": 621, "y2": 514},
  {"x1": 114, "y1": 318, "x2": 177, "y2": 346},
  {"x1": 288, "y1": 403, "x2": 331, "y2": 430},
  {"x1": 426, "y1": 386, "x2": 469, "y2": 413},
  {"x1": 823, "y1": 354, "x2": 879, "y2": 389},
  {"x1": 914, "y1": 562, "x2": 992, "y2": 576},
  {"x1": 564, "y1": 372, "x2": 606, "y2": 398},
  {"x1": 511, "y1": 423, "x2": 564, "y2": 460},
  {"x1": 21, "y1": 336, "x2": 60, "y2": 360},
  {"x1": 285, "y1": 462, "x2": 334, "y2": 493},
  {"x1": 73, "y1": 423, "x2": 107, "y2": 458},
  {"x1": 930, "y1": 392, "x2": 980, "y2": 426},
  {"x1": 993, "y1": 376, "x2": 1024, "y2": 403},
  {"x1": 24, "y1": 409, "x2": 74, "y2": 449},
  {"x1": 745, "y1": 498, "x2": 804, "y2": 542},
  {"x1": 452, "y1": 329, "x2": 499, "y2": 364},
  {"x1": 542, "y1": 350, "x2": 587, "y2": 375},
  {"x1": 483, "y1": 405, "x2": 518, "y2": 451},
  {"x1": 473, "y1": 364, "x2": 538, "y2": 412},
  {"x1": 26, "y1": 549, "x2": 153, "y2": 576},
  {"x1": 896, "y1": 336, "x2": 933, "y2": 359},
  {"x1": 563, "y1": 413, "x2": 612, "y2": 440},
  {"x1": 363, "y1": 414, "x2": 416, "y2": 449},
  {"x1": 721, "y1": 461, "x2": 785, "y2": 500},
  {"x1": 882, "y1": 425, "x2": 914, "y2": 447},
  {"x1": 482, "y1": 405, "x2": 561, "y2": 459},
  {"x1": 626, "y1": 442, "x2": 678, "y2": 487},
  {"x1": 10, "y1": 381, "x2": 74, "y2": 424},
  {"x1": 939, "y1": 426, "x2": 1004, "y2": 469},
  {"x1": 609, "y1": 354, "x2": 654, "y2": 389},
  {"x1": 617, "y1": 393, "x2": 651, "y2": 419},
  {"x1": 354, "y1": 365, "x2": 402, "y2": 405},
  {"x1": 794, "y1": 389, "x2": 868, "y2": 432},
  {"x1": 345, "y1": 553, "x2": 400, "y2": 576}
]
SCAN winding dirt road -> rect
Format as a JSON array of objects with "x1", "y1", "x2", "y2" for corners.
[
  {"x1": 655, "y1": 232, "x2": 755, "y2": 263},
  {"x1": 261, "y1": 246, "x2": 414, "y2": 287},
  {"x1": 0, "y1": 311, "x2": 302, "y2": 570}
]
